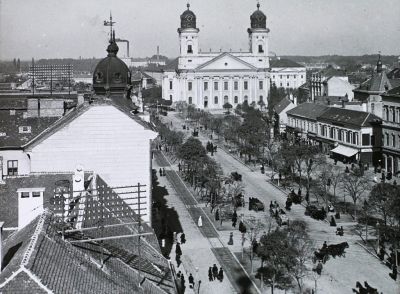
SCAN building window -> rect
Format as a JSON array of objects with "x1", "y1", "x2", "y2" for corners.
[
  {"x1": 21, "y1": 192, "x2": 30, "y2": 198},
  {"x1": 32, "y1": 191, "x2": 41, "y2": 197},
  {"x1": 258, "y1": 44, "x2": 264, "y2": 53},
  {"x1": 234, "y1": 81, "x2": 238, "y2": 91},
  {"x1": 244, "y1": 81, "x2": 248, "y2": 90},
  {"x1": 169, "y1": 81, "x2": 173, "y2": 90},
  {"x1": 204, "y1": 82, "x2": 208, "y2": 91},
  {"x1": 280, "y1": 82, "x2": 283, "y2": 87},
  {"x1": 224, "y1": 96, "x2": 229, "y2": 104},
  {"x1": 187, "y1": 45, "x2": 193, "y2": 54},
  {"x1": 362, "y1": 134, "x2": 371, "y2": 146},
  {"x1": 224, "y1": 81, "x2": 228, "y2": 91},
  {"x1": 244, "y1": 95, "x2": 248, "y2": 102},
  {"x1": 279, "y1": 75, "x2": 282, "y2": 79},
  {"x1": 259, "y1": 95, "x2": 263, "y2": 102},
  {"x1": 371, "y1": 103, "x2": 375, "y2": 114},
  {"x1": 188, "y1": 97, "x2": 192, "y2": 104},
  {"x1": 301, "y1": 75, "x2": 304, "y2": 79},
  {"x1": 330, "y1": 127, "x2": 334, "y2": 139},
  {"x1": 214, "y1": 82, "x2": 219, "y2": 91},
  {"x1": 7, "y1": 160, "x2": 18, "y2": 176},
  {"x1": 385, "y1": 107, "x2": 389, "y2": 121},
  {"x1": 169, "y1": 95, "x2": 172, "y2": 101},
  {"x1": 234, "y1": 96, "x2": 238, "y2": 103},
  {"x1": 287, "y1": 75, "x2": 289, "y2": 79},
  {"x1": 188, "y1": 82, "x2": 192, "y2": 91},
  {"x1": 393, "y1": 134, "x2": 396, "y2": 147},
  {"x1": 287, "y1": 82, "x2": 289, "y2": 87},
  {"x1": 214, "y1": 96, "x2": 218, "y2": 104},
  {"x1": 338, "y1": 130, "x2": 342, "y2": 141},
  {"x1": 392, "y1": 107, "x2": 396, "y2": 122},
  {"x1": 259, "y1": 81, "x2": 263, "y2": 90}
]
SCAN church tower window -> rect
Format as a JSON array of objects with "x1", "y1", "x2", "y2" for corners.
[
  {"x1": 187, "y1": 45, "x2": 193, "y2": 54},
  {"x1": 258, "y1": 44, "x2": 264, "y2": 53}
]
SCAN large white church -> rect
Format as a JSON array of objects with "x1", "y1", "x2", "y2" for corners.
[{"x1": 162, "y1": 3, "x2": 272, "y2": 110}]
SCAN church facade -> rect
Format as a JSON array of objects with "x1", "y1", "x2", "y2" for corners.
[{"x1": 162, "y1": 3, "x2": 271, "y2": 110}]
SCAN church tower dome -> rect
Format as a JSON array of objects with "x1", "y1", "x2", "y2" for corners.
[
  {"x1": 250, "y1": 2, "x2": 267, "y2": 29},
  {"x1": 93, "y1": 29, "x2": 131, "y2": 96},
  {"x1": 180, "y1": 3, "x2": 197, "y2": 30}
]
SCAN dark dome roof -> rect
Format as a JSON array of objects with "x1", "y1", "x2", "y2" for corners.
[
  {"x1": 93, "y1": 33, "x2": 131, "y2": 95},
  {"x1": 250, "y1": 3, "x2": 266, "y2": 29},
  {"x1": 180, "y1": 3, "x2": 196, "y2": 29}
]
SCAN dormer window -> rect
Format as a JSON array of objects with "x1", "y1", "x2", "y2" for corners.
[
  {"x1": 114, "y1": 72, "x2": 122, "y2": 83},
  {"x1": 95, "y1": 71, "x2": 103, "y2": 83},
  {"x1": 187, "y1": 45, "x2": 193, "y2": 54},
  {"x1": 19, "y1": 126, "x2": 31, "y2": 134},
  {"x1": 258, "y1": 45, "x2": 264, "y2": 53}
]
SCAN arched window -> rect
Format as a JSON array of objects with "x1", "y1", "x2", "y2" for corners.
[
  {"x1": 169, "y1": 95, "x2": 172, "y2": 101},
  {"x1": 188, "y1": 97, "x2": 192, "y2": 104},
  {"x1": 204, "y1": 96, "x2": 208, "y2": 108},
  {"x1": 224, "y1": 95, "x2": 229, "y2": 104},
  {"x1": 258, "y1": 44, "x2": 264, "y2": 53},
  {"x1": 214, "y1": 96, "x2": 218, "y2": 104},
  {"x1": 234, "y1": 96, "x2": 238, "y2": 104},
  {"x1": 259, "y1": 95, "x2": 263, "y2": 101},
  {"x1": 187, "y1": 44, "x2": 193, "y2": 54},
  {"x1": 244, "y1": 95, "x2": 248, "y2": 102}
]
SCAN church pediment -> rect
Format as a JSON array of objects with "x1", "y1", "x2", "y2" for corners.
[{"x1": 196, "y1": 53, "x2": 257, "y2": 71}]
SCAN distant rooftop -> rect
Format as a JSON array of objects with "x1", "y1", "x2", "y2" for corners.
[
  {"x1": 270, "y1": 58, "x2": 304, "y2": 68},
  {"x1": 318, "y1": 107, "x2": 381, "y2": 128},
  {"x1": 287, "y1": 102, "x2": 329, "y2": 121}
]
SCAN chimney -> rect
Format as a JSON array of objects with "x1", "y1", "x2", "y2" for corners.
[
  {"x1": 0, "y1": 222, "x2": 3, "y2": 271},
  {"x1": 73, "y1": 165, "x2": 85, "y2": 199}
]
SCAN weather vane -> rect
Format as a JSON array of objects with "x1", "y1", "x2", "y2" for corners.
[{"x1": 104, "y1": 12, "x2": 116, "y2": 41}]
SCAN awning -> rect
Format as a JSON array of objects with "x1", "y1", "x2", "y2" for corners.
[{"x1": 331, "y1": 145, "x2": 358, "y2": 157}]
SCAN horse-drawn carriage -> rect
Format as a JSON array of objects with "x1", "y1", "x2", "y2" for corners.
[
  {"x1": 305, "y1": 205, "x2": 327, "y2": 220},
  {"x1": 313, "y1": 242, "x2": 349, "y2": 264},
  {"x1": 249, "y1": 197, "x2": 264, "y2": 211}
]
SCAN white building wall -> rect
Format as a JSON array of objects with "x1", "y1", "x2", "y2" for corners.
[
  {"x1": 0, "y1": 150, "x2": 30, "y2": 177},
  {"x1": 27, "y1": 105, "x2": 157, "y2": 223},
  {"x1": 326, "y1": 77, "x2": 355, "y2": 100}
]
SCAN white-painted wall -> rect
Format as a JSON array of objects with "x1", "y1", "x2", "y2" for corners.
[
  {"x1": 0, "y1": 150, "x2": 30, "y2": 177},
  {"x1": 27, "y1": 105, "x2": 157, "y2": 223}
]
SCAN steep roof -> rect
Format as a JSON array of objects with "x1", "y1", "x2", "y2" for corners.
[
  {"x1": 314, "y1": 95, "x2": 349, "y2": 106},
  {"x1": 355, "y1": 71, "x2": 392, "y2": 93},
  {"x1": 286, "y1": 102, "x2": 329, "y2": 121},
  {"x1": 270, "y1": 58, "x2": 304, "y2": 68},
  {"x1": 382, "y1": 85, "x2": 400, "y2": 98},
  {"x1": 0, "y1": 176, "x2": 173, "y2": 293},
  {"x1": 164, "y1": 58, "x2": 179, "y2": 71},
  {"x1": 23, "y1": 97, "x2": 156, "y2": 150},
  {"x1": 387, "y1": 67, "x2": 400, "y2": 79},
  {"x1": 0, "y1": 110, "x2": 59, "y2": 149},
  {"x1": 317, "y1": 107, "x2": 381, "y2": 128},
  {"x1": 274, "y1": 97, "x2": 292, "y2": 114}
]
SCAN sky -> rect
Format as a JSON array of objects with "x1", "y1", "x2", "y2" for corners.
[{"x1": 0, "y1": 0, "x2": 399, "y2": 60}]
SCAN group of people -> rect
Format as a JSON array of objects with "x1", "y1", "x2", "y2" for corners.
[
  {"x1": 177, "y1": 271, "x2": 196, "y2": 291},
  {"x1": 175, "y1": 233, "x2": 186, "y2": 268},
  {"x1": 208, "y1": 264, "x2": 224, "y2": 282}
]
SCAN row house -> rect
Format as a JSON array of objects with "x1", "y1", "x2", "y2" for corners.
[{"x1": 287, "y1": 103, "x2": 381, "y2": 165}]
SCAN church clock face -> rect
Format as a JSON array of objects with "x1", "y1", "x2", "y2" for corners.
[
  {"x1": 257, "y1": 15, "x2": 263, "y2": 22},
  {"x1": 186, "y1": 15, "x2": 193, "y2": 21}
]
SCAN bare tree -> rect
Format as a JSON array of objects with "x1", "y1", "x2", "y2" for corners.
[{"x1": 341, "y1": 168, "x2": 370, "y2": 219}]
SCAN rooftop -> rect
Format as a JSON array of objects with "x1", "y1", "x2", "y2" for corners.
[
  {"x1": 163, "y1": 58, "x2": 179, "y2": 71},
  {"x1": 317, "y1": 107, "x2": 381, "y2": 128},
  {"x1": 270, "y1": 58, "x2": 304, "y2": 68},
  {"x1": 286, "y1": 102, "x2": 329, "y2": 120},
  {"x1": 0, "y1": 110, "x2": 59, "y2": 148},
  {"x1": 274, "y1": 96, "x2": 293, "y2": 114},
  {"x1": 314, "y1": 95, "x2": 349, "y2": 106}
]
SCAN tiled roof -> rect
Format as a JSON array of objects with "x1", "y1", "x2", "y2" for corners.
[
  {"x1": 0, "y1": 110, "x2": 59, "y2": 148},
  {"x1": 355, "y1": 72, "x2": 392, "y2": 93},
  {"x1": 0, "y1": 173, "x2": 74, "y2": 228},
  {"x1": 131, "y1": 71, "x2": 155, "y2": 81},
  {"x1": 274, "y1": 97, "x2": 292, "y2": 114},
  {"x1": 317, "y1": 67, "x2": 347, "y2": 79},
  {"x1": 270, "y1": 58, "x2": 304, "y2": 68},
  {"x1": 0, "y1": 175, "x2": 173, "y2": 293},
  {"x1": 286, "y1": 102, "x2": 329, "y2": 120},
  {"x1": 164, "y1": 58, "x2": 179, "y2": 71},
  {"x1": 0, "y1": 98, "x2": 27, "y2": 110},
  {"x1": 387, "y1": 68, "x2": 400, "y2": 79},
  {"x1": 317, "y1": 107, "x2": 381, "y2": 128},
  {"x1": 314, "y1": 95, "x2": 348, "y2": 106},
  {"x1": 382, "y1": 85, "x2": 400, "y2": 97}
]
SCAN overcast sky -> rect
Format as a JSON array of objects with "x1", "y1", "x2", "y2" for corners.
[{"x1": 0, "y1": 0, "x2": 399, "y2": 60}]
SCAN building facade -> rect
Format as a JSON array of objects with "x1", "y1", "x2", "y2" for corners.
[
  {"x1": 270, "y1": 58, "x2": 306, "y2": 90},
  {"x1": 162, "y1": 3, "x2": 270, "y2": 110}
]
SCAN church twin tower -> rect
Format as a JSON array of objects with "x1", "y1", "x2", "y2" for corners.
[{"x1": 163, "y1": 3, "x2": 271, "y2": 110}]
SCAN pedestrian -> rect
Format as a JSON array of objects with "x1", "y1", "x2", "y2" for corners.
[
  {"x1": 162, "y1": 167, "x2": 166, "y2": 176},
  {"x1": 180, "y1": 274, "x2": 185, "y2": 290},
  {"x1": 188, "y1": 273, "x2": 194, "y2": 288},
  {"x1": 177, "y1": 271, "x2": 181, "y2": 278},
  {"x1": 176, "y1": 254, "x2": 182, "y2": 267},
  {"x1": 215, "y1": 208, "x2": 220, "y2": 221},
  {"x1": 228, "y1": 232, "x2": 234, "y2": 245},
  {"x1": 198, "y1": 215, "x2": 203, "y2": 227},
  {"x1": 159, "y1": 168, "x2": 163, "y2": 177},
  {"x1": 180, "y1": 233, "x2": 186, "y2": 244},
  {"x1": 218, "y1": 267, "x2": 224, "y2": 282},
  {"x1": 208, "y1": 267, "x2": 213, "y2": 281},
  {"x1": 212, "y1": 264, "x2": 218, "y2": 280},
  {"x1": 232, "y1": 210, "x2": 237, "y2": 227},
  {"x1": 178, "y1": 162, "x2": 182, "y2": 171},
  {"x1": 175, "y1": 242, "x2": 182, "y2": 256}
]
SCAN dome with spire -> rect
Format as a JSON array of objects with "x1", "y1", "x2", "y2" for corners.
[
  {"x1": 180, "y1": 3, "x2": 197, "y2": 29},
  {"x1": 250, "y1": 3, "x2": 267, "y2": 29},
  {"x1": 93, "y1": 30, "x2": 131, "y2": 95}
]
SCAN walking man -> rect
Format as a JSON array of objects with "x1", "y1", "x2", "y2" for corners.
[
  {"x1": 212, "y1": 264, "x2": 218, "y2": 280},
  {"x1": 218, "y1": 267, "x2": 224, "y2": 282},
  {"x1": 232, "y1": 210, "x2": 237, "y2": 228},
  {"x1": 208, "y1": 267, "x2": 213, "y2": 281},
  {"x1": 188, "y1": 273, "x2": 195, "y2": 288}
]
